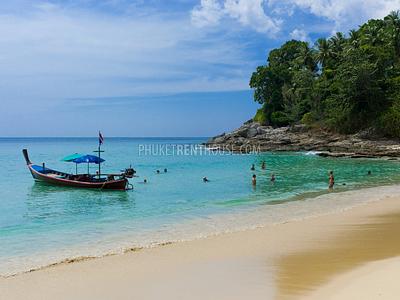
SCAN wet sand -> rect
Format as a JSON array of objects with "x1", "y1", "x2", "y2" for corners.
[
  {"x1": 303, "y1": 256, "x2": 400, "y2": 300},
  {"x1": 278, "y1": 202, "x2": 400, "y2": 299},
  {"x1": 2, "y1": 186, "x2": 400, "y2": 299}
]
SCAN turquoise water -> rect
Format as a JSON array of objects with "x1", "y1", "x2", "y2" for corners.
[{"x1": 0, "y1": 137, "x2": 400, "y2": 275}]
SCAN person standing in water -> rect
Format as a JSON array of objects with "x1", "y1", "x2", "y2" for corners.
[
  {"x1": 261, "y1": 161, "x2": 266, "y2": 170},
  {"x1": 252, "y1": 174, "x2": 257, "y2": 186},
  {"x1": 328, "y1": 171, "x2": 335, "y2": 189},
  {"x1": 271, "y1": 173, "x2": 276, "y2": 184},
  {"x1": 251, "y1": 164, "x2": 255, "y2": 171}
]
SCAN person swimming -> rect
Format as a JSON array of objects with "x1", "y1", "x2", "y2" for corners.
[
  {"x1": 144, "y1": 179, "x2": 147, "y2": 183},
  {"x1": 261, "y1": 161, "x2": 266, "y2": 170},
  {"x1": 250, "y1": 164, "x2": 255, "y2": 171},
  {"x1": 203, "y1": 177, "x2": 209, "y2": 182},
  {"x1": 270, "y1": 173, "x2": 276, "y2": 184},
  {"x1": 156, "y1": 170, "x2": 160, "y2": 174},
  {"x1": 367, "y1": 170, "x2": 372, "y2": 175},
  {"x1": 328, "y1": 171, "x2": 335, "y2": 189},
  {"x1": 252, "y1": 174, "x2": 256, "y2": 186}
]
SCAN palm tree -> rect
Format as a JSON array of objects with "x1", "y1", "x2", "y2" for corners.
[
  {"x1": 296, "y1": 43, "x2": 317, "y2": 72},
  {"x1": 315, "y1": 38, "x2": 333, "y2": 69},
  {"x1": 363, "y1": 20, "x2": 386, "y2": 46},
  {"x1": 330, "y1": 32, "x2": 345, "y2": 54},
  {"x1": 348, "y1": 29, "x2": 360, "y2": 48},
  {"x1": 385, "y1": 10, "x2": 400, "y2": 56},
  {"x1": 385, "y1": 10, "x2": 400, "y2": 25}
]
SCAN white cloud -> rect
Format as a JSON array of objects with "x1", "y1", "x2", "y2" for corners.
[
  {"x1": 191, "y1": 0, "x2": 224, "y2": 27},
  {"x1": 224, "y1": 0, "x2": 281, "y2": 34},
  {"x1": 193, "y1": 0, "x2": 400, "y2": 36},
  {"x1": 290, "y1": 28, "x2": 309, "y2": 41},
  {"x1": 191, "y1": 0, "x2": 281, "y2": 35},
  {"x1": 284, "y1": 0, "x2": 400, "y2": 30},
  {"x1": 0, "y1": 3, "x2": 255, "y2": 106}
]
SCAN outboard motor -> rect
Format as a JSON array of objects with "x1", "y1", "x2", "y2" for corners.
[{"x1": 123, "y1": 166, "x2": 136, "y2": 178}]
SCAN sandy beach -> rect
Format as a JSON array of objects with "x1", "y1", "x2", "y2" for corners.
[
  {"x1": 303, "y1": 256, "x2": 400, "y2": 300},
  {"x1": 2, "y1": 185, "x2": 400, "y2": 300}
]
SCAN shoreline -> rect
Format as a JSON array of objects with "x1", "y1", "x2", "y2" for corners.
[
  {"x1": 2, "y1": 183, "x2": 400, "y2": 278},
  {"x1": 2, "y1": 184, "x2": 400, "y2": 299},
  {"x1": 1, "y1": 183, "x2": 399, "y2": 278}
]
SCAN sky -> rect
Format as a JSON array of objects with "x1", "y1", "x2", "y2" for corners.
[{"x1": 0, "y1": 0, "x2": 399, "y2": 137}]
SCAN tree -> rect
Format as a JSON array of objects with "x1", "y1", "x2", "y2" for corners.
[
  {"x1": 348, "y1": 29, "x2": 360, "y2": 49},
  {"x1": 249, "y1": 12, "x2": 400, "y2": 137},
  {"x1": 250, "y1": 40, "x2": 316, "y2": 125},
  {"x1": 329, "y1": 32, "x2": 346, "y2": 57},
  {"x1": 315, "y1": 38, "x2": 333, "y2": 69},
  {"x1": 385, "y1": 10, "x2": 400, "y2": 57},
  {"x1": 295, "y1": 42, "x2": 317, "y2": 71}
]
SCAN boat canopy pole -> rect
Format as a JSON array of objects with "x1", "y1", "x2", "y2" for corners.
[
  {"x1": 93, "y1": 145, "x2": 104, "y2": 179},
  {"x1": 98, "y1": 145, "x2": 101, "y2": 178}
]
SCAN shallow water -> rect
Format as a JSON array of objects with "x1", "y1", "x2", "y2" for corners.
[{"x1": 0, "y1": 137, "x2": 399, "y2": 275}]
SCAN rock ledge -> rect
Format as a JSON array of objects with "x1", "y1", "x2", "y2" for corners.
[{"x1": 205, "y1": 122, "x2": 400, "y2": 158}]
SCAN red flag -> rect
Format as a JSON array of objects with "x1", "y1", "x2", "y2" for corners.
[{"x1": 99, "y1": 131, "x2": 104, "y2": 146}]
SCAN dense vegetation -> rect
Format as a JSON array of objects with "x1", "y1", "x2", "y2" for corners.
[{"x1": 250, "y1": 12, "x2": 400, "y2": 137}]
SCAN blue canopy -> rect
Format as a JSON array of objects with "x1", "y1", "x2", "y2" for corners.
[
  {"x1": 72, "y1": 155, "x2": 105, "y2": 164},
  {"x1": 61, "y1": 153, "x2": 84, "y2": 162}
]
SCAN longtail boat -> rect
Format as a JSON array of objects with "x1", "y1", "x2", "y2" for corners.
[{"x1": 23, "y1": 149, "x2": 134, "y2": 190}]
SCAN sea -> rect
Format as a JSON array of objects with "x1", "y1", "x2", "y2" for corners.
[{"x1": 1, "y1": 137, "x2": 400, "y2": 276}]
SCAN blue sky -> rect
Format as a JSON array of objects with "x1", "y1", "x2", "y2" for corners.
[{"x1": 0, "y1": 0, "x2": 399, "y2": 137}]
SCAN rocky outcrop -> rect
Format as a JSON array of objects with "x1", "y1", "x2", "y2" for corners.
[{"x1": 205, "y1": 121, "x2": 400, "y2": 158}]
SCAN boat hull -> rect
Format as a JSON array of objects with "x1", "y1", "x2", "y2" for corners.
[
  {"x1": 22, "y1": 149, "x2": 128, "y2": 191},
  {"x1": 28, "y1": 165, "x2": 128, "y2": 190}
]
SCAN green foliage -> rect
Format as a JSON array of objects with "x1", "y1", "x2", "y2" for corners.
[
  {"x1": 249, "y1": 11, "x2": 400, "y2": 137},
  {"x1": 301, "y1": 112, "x2": 315, "y2": 126},
  {"x1": 378, "y1": 73, "x2": 400, "y2": 136},
  {"x1": 250, "y1": 40, "x2": 317, "y2": 125},
  {"x1": 378, "y1": 99, "x2": 400, "y2": 137},
  {"x1": 253, "y1": 107, "x2": 268, "y2": 125},
  {"x1": 271, "y1": 111, "x2": 291, "y2": 127}
]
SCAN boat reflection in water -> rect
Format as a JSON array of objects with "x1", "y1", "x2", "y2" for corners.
[{"x1": 25, "y1": 182, "x2": 133, "y2": 222}]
